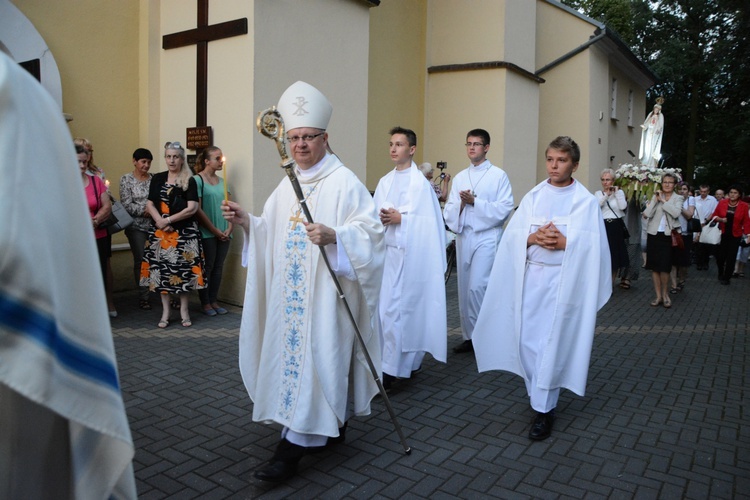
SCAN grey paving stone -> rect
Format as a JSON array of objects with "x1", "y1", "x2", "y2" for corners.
[{"x1": 109, "y1": 267, "x2": 748, "y2": 498}]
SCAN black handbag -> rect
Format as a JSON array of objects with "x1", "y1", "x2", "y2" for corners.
[
  {"x1": 687, "y1": 216, "x2": 702, "y2": 233},
  {"x1": 92, "y1": 176, "x2": 118, "y2": 228},
  {"x1": 605, "y1": 199, "x2": 630, "y2": 239}
]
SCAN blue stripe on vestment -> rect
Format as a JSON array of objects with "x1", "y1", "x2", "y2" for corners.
[{"x1": 0, "y1": 292, "x2": 120, "y2": 391}]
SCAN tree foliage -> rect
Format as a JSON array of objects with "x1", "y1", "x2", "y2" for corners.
[{"x1": 562, "y1": 0, "x2": 749, "y2": 191}]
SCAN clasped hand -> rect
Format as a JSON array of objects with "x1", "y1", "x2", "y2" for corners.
[
  {"x1": 530, "y1": 222, "x2": 566, "y2": 250},
  {"x1": 379, "y1": 207, "x2": 401, "y2": 226},
  {"x1": 459, "y1": 189, "x2": 475, "y2": 207}
]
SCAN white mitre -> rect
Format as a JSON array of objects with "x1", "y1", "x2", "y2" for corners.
[{"x1": 277, "y1": 81, "x2": 332, "y2": 131}]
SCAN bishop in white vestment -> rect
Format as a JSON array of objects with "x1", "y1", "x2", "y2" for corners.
[
  {"x1": 373, "y1": 127, "x2": 446, "y2": 386},
  {"x1": 473, "y1": 137, "x2": 611, "y2": 441},
  {"x1": 225, "y1": 81, "x2": 385, "y2": 482}
]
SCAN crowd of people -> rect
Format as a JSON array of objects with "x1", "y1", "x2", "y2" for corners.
[{"x1": 65, "y1": 79, "x2": 748, "y2": 486}]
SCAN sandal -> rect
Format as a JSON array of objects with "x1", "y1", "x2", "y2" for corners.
[
  {"x1": 181, "y1": 317, "x2": 192, "y2": 328},
  {"x1": 676, "y1": 281, "x2": 685, "y2": 290},
  {"x1": 663, "y1": 297, "x2": 672, "y2": 308},
  {"x1": 157, "y1": 319, "x2": 169, "y2": 329},
  {"x1": 650, "y1": 298, "x2": 662, "y2": 307},
  {"x1": 669, "y1": 287, "x2": 679, "y2": 294},
  {"x1": 619, "y1": 280, "x2": 631, "y2": 289},
  {"x1": 139, "y1": 299, "x2": 152, "y2": 310}
]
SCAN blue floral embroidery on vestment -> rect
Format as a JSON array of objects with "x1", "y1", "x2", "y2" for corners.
[{"x1": 276, "y1": 186, "x2": 317, "y2": 421}]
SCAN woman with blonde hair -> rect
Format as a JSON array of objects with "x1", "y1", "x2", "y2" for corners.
[
  {"x1": 140, "y1": 141, "x2": 205, "y2": 328},
  {"x1": 642, "y1": 173, "x2": 683, "y2": 308},
  {"x1": 74, "y1": 137, "x2": 118, "y2": 317},
  {"x1": 193, "y1": 146, "x2": 233, "y2": 316}
]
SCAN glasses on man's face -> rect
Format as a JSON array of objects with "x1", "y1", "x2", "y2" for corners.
[
  {"x1": 465, "y1": 142, "x2": 484, "y2": 148},
  {"x1": 287, "y1": 132, "x2": 325, "y2": 144}
]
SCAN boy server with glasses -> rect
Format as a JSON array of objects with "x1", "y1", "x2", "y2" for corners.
[
  {"x1": 221, "y1": 81, "x2": 385, "y2": 482},
  {"x1": 443, "y1": 129, "x2": 514, "y2": 354}
]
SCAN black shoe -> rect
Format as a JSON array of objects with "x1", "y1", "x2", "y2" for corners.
[
  {"x1": 327, "y1": 422, "x2": 347, "y2": 446},
  {"x1": 254, "y1": 459, "x2": 298, "y2": 482},
  {"x1": 253, "y1": 438, "x2": 307, "y2": 482},
  {"x1": 382, "y1": 373, "x2": 395, "y2": 391},
  {"x1": 453, "y1": 340, "x2": 473, "y2": 353},
  {"x1": 529, "y1": 410, "x2": 555, "y2": 441}
]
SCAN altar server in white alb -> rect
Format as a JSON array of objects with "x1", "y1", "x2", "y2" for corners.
[
  {"x1": 473, "y1": 136, "x2": 611, "y2": 441},
  {"x1": 221, "y1": 81, "x2": 385, "y2": 482},
  {"x1": 443, "y1": 129, "x2": 514, "y2": 354},
  {"x1": 373, "y1": 126, "x2": 447, "y2": 390},
  {"x1": 0, "y1": 51, "x2": 136, "y2": 498}
]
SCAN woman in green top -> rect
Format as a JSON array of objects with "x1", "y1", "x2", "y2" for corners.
[{"x1": 194, "y1": 146, "x2": 233, "y2": 316}]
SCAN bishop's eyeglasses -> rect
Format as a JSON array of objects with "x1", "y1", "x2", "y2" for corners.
[{"x1": 287, "y1": 132, "x2": 325, "y2": 144}]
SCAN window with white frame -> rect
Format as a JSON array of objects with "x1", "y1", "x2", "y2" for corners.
[
  {"x1": 627, "y1": 90, "x2": 634, "y2": 126},
  {"x1": 610, "y1": 78, "x2": 618, "y2": 119}
]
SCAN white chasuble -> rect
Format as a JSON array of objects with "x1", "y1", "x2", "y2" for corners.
[
  {"x1": 373, "y1": 163, "x2": 447, "y2": 377},
  {"x1": 443, "y1": 160, "x2": 514, "y2": 340},
  {"x1": 473, "y1": 179, "x2": 611, "y2": 397},
  {"x1": 239, "y1": 154, "x2": 384, "y2": 437}
]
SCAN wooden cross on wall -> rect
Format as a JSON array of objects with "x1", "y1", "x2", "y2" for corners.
[{"x1": 162, "y1": 0, "x2": 248, "y2": 127}]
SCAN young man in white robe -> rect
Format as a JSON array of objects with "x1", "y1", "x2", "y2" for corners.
[
  {"x1": 0, "y1": 51, "x2": 136, "y2": 498},
  {"x1": 443, "y1": 129, "x2": 514, "y2": 354},
  {"x1": 222, "y1": 81, "x2": 385, "y2": 482},
  {"x1": 473, "y1": 136, "x2": 611, "y2": 441},
  {"x1": 373, "y1": 127, "x2": 447, "y2": 390}
]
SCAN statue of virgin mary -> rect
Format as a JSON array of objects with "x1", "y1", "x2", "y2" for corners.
[{"x1": 638, "y1": 97, "x2": 665, "y2": 167}]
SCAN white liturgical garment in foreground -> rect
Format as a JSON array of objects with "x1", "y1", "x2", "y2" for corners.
[{"x1": 0, "y1": 52, "x2": 136, "y2": 499}]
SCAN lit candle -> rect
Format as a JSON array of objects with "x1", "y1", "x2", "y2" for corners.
[{"x1": 222, "y1": 156, "x2": 229, "y2": 202}]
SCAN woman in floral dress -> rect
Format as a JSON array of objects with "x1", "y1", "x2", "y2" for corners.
[{"x1": 140, "y1": 141, "x2": 205, "y2": 328}]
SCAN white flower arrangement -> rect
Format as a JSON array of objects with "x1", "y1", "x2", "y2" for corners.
[{"x1": 614, "y1": 163, "x2": 682, "y2": 201}]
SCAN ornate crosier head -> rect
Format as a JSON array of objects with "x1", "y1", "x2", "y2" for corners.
[{"x1": 257, "y1": 107, "x2": 294, "y2": 170}]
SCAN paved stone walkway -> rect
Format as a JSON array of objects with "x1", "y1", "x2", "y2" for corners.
[{"x1": 111, "y1": 262, "x2": 748, "y2": 499}]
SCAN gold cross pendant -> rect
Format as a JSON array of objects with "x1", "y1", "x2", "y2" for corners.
[{"x1": 290, "y1": 208, "x2": 305, "y2": 229}]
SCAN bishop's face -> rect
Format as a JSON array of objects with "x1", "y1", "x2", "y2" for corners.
[{"x1": 288, "y1": 127, "x2": 327, "y2": 170}]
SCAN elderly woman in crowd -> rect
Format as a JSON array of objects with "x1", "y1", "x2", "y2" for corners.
[
  {"x1": 140, "y1": 141, "x2": 205, "y2": 328},
  {"x1": 120, "y1": 148, "x2": 154, "y2": 310},
  {"x1": 711, "y1": 185, "x2": 750, "y2": 285},
  {"x1": 75, "y1": 137, "x2": 117, "y2": 317},
  {"x1": 193, "y1": 146, "x2": 233, "y2": 316},
  {"x1": 78, "y1": 144, "x2": 112, "y2": 283},
  {"x1": 595, "y1": 168, "x2": 629, "y2": 288},
  {"x1": 642, "y1": 173, "x2": 683, "y2": 308}
]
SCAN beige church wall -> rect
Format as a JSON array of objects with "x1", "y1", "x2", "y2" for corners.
[
  {"x1": 423, "y1": 70, "x2": 506, "y2": 183},
  {"x1": 536, "y1": 0, "x2": 594, "y2": 69},
  {"x1": 367, "y1": 0, "x2": 427, "y2": 189},
  {"x1": 502, "y1": 72, "x2": 541, "y2": 199},
  {"x1": 427, "y1": 0, "x2": 505, "y2": 64},
  {"x1": 606, "y1": 63, "x2": 648, "y2": 172},
  {"x1": 253, "y1": 0, "x2": 372, "y2": 198},
  {"x1": 537, "y1": 54, "x2": 593, "y2": 189},
  {"x1": 587, "y1": 47, "x2": 612, "y2": 188}
]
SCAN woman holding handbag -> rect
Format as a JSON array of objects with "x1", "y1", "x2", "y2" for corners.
[
  {"x1": 193, "y1": 146, "x2": 233, "y2": 316},
  {"x1": 711, "y1": 185, "x2": 750, "y2": 285},
  {"x1": 596, "y1": 169, "x2": 630, "y2": 288},
  {"x1": 642, "y1": 173, "x2": 683, "y2": 308},
  {"x1": 140, "y1": 141, "x2": 206, "y2": 328},
  {"x1": 670, "y1": 182, "x2": 696, "y2": 293},
  {"x1": 78, "y1": 144, "x2": 112, "y2": 284}
]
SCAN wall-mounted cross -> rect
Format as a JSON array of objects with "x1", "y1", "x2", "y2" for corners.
[{"x1": 162, "y1": 0, "x2": 248, "y2": 127}]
